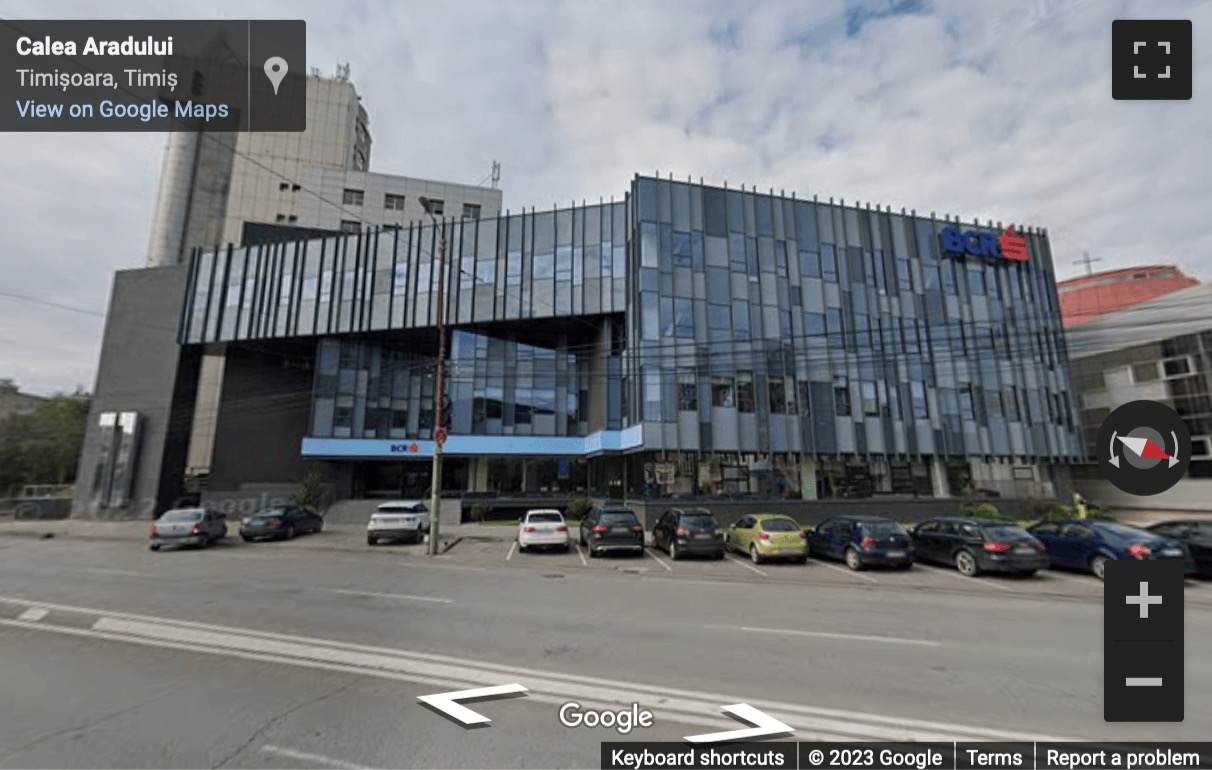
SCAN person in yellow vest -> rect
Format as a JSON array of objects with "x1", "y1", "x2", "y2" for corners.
[{"x1": 1073, "y1": 490, "x2": 1089, "y2": 520}]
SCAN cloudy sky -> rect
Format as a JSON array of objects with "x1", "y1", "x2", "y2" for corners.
[{"x1": 0, "y1": 0, "x2": 1208, "y2": 395}]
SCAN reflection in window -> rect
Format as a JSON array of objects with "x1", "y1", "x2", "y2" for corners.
[
  {"x1": 534, "y1": 253, "x2": 554, "y2": 279},
  {"x1": 897, "y1": 257, "x2": 912, "y2": 291},
  {"x1": 806, "y1": 312, "x2": 826, "y2": 337},
  {"x1": 801, "y1": 250, "x2": 821, "y2": 278},
  {"x1": 737, "y1": 372, "x2": 755, "y2": 413},
  {"x1": 960, "y1": 385, "x2": 976, "y2": 421},
  {"x1": 911, "y1": 381, "x2": 929, "y2": 419},
  {"x1": 672, "y1": 231, "x2": 692, "y2": 267},
  {"x1": 712, "y1": 378, "x2": 734, "y2": 407},
  {"x1": 826, "y1": 307, "x2": 844, "y2": 350},
  {"x1": 708, "y1": 303, "x2": 731, "y2": 330},
  {"x1": 643, "y1": 370, "x2": 662, "y2": 421},
  {"x1": 834, "y1": 378, "x2": 852, "y2": 417},
  {"x1": 861, "y1": 381, "x2": 878, "y2": 416},
  {"x1": 674, "y1": 298, "x2": 694, "y2": 338},
  {"x1": 734, "y1": 300, "x2": 751, "y2": 341},
  {"x1": 821, "y1": 243, "x2": 838, "y2": 281}
]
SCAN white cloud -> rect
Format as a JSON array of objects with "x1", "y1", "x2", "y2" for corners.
[{"x1": 0, "y1": 0, "x2": 1208, "y2": 393}]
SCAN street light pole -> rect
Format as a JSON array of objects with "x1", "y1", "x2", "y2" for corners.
[{"x1": 420, "y1": 197, "x2": 447, "y2": 556}]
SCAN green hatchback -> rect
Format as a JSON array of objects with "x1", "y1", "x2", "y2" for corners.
[{"x1": 725, "y1": 514, "x2": 809, "y2": 564}]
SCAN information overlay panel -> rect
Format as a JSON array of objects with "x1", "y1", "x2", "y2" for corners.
[
  {"x1": 600, "y1": 742, "x2": 1212, "y2": 770},
  {"x1": 0, "y1": 19, "x2": 305, "y2": 131}
]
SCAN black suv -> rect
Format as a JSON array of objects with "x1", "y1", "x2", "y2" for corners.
[
  {"x1": 652, "y1": 507, "x2": 724, "y2": 560},
  {"x1": 579, "y1": 507, "x2": 644, "y2": 558}
]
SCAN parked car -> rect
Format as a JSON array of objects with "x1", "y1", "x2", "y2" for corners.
[
  {"x1": 367, "y1": 500, "x2": 429, "y2": 545},
  {"x1": 517, "y1": 509, "x2": 571, "y2": 552},
  {"x1": 725, "y1": 514, "x2": 808, "y2": 564},
  {"x1": 1027, "y1": 519, "x2": 1193, "y2": 580},
  {"x1": 149, "y1": 508, "x2": 227, "y2": 551},
  {"x1": 911, "y1": 517, "x2": 1048, "y2": 577},
  {"x1": 651, "y1": 507, "x2": 725, "y2": 560},
  {"x1": 808, "y1": 515, "x2": 914, "y2": 570},
  {"x1": 579, "y1": 507, "x2": 644, "y2": 557},
  {"x1": 240, "y1": 506, "x2": 324, "y2": 542},
  {"x1": 1145, "y1": 520, "x2": 1212, "y2": 578}
]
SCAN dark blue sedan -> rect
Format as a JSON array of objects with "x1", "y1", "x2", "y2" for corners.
[
  {"x1": 1026, "y1": 519, "x2": 1193, "y2": 580},
  {"x1": 807, "y1": 515, "x2": 914, "y2": 570}
]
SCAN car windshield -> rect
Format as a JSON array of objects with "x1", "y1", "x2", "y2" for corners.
[
  {"x1": 860, "y1": 521, "x2": 904, "y2": 536},
  {"x1": 600, "y1": 512, "x2": 638, "y2": 525},
  {"x1": 761, "y1": 519, "x2": 800, "y2": 532},
  {"x1": 680, "y1": 514, "x2": 716, "y2": 529},
  {"x1": 1096, "y1": 522, "x2": 1153, "y2": 539},
  {"x1": 527, "y1": 513, "x2": 563, "y2": 523},
  {"x1": 981, "y1": 525, "x2": 1029, "y2": 540},
  {"x1": 252, "y1": 509, "x2": 286, "y2": 518},
  {"x1": 161, "y1": 511, "x2": 202, "y2": 522}
]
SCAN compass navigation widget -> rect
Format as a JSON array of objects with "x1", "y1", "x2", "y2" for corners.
[{"x1": 1097, "y1": 400, "x2": 1191, "y2": 496}]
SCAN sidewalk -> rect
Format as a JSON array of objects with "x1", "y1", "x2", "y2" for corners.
[{"x1": 0, "y1": 516, "x2": 517, "y2": 551}]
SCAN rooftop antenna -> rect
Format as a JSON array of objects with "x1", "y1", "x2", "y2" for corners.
[
  {"x1": 335, "y1": 62, "x2": 351, "y2": 82},
  {"x1": 1075, "y1": 250, "x2": 1101, "y2": 275},
  {"x1": 491, "y1": 160, "x2": 501, "y2": 189}
]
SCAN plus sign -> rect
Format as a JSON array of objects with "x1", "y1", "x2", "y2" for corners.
[{"x1": 1126, "y1": 581, "x2": 1163, "y2": 619}]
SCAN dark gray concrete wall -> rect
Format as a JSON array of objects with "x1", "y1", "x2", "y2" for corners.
[
  {"x1": 206, "y1": 343, "x2": 315, "y2": 498},
  {"x1": 72, "y1": 265, "x2": 196, "y2": 519}
]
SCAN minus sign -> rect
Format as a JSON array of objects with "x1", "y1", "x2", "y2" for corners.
[{"x1": 1125, "y1": 678, "x2": 1164, "y2": 686}]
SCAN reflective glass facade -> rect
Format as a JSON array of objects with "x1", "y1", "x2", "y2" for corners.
[{"x1": 180, "y1": 175, "x2": 1083, "y2": 498}]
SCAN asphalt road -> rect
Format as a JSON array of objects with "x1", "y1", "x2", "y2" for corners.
[{"x1": 0, "y1": 532, "x2": 1209, "y2": 768}]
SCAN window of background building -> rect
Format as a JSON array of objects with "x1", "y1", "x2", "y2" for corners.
[
  {"x1": 672, "y1": 231, "x2": 692, "y2": 267},
  {"x1": 462, "y1": 203, "x2": 482, "y2": 219},
  {"x1": 353, "y1": 149, "x2": 366, "y2": 170},
  {"x1": 1164, "y1": 357, "x2": 1194, "y2": 377},
  {"x1": 960, "y1": 385, "x2": 976, "y2": 421},
  {"x1": 343, "y1": 188, "x2": 364, "y2": 206},
  {"x1": 806, "y1": 312, "x2": 826, "y2": 337},
  {"x1": 426, "y1": 199, "x2": 445, "y2": 216},
  {"x1": 826, "y1": 307, "x2": 844, "y2": 350},
  {"x1": 276, "y1": 214, "x2": 286, "y2": 222},
  {"x1": 712, "y1": 377, "x2": 734, "y2": 408},
  {"x1": 737, "y1": 373, "x2": 755, "y2": 413},
  {"x1": 801, "y1": 250, "x2": 821, "y2": 278},
  {"x1": 1132, "y1": 362, "x2": 1160, "y2": 382},
  {"x1": 896, "y1": 258, "x2": 912, "y2": 291},
  {"x1": 340, "y1": 220, "x2": 361, "y2": 234},
  {"x1": 708, "y1": 303, "x2": 731, "y2": 330},
  {"x1": 384, "y1": 193, "x2": 406, "y2": 211}
]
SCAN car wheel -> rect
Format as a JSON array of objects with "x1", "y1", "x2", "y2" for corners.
[
  {"x1": 1018, "y1": 569, "x2": 1038, "y2": 577},
  {"x1": 518, "y1": 541, "x2": 527, "y2": 553},
  {"x1": 896, "y1": 562, "x2": 913, "y2": 570},
  {"x1": 1089, "y1": 554, "x2": 1108, "y2": 581},
  {"x1": 955, "y1": 549, "x2": 979, "y2": 577},
  {"x1": 750, "y1": 544, "x2": 763, "y2": 565},
  {"x1": 716, "y1": 551, "x2": 726, "y2": 560},
  {"x1": 562, "y1": 543, "x2": 570, "y2": 553},
  {"x1": 588, "y1": 547, "x2": 599, "y2": 558},
  {"x1": 148, "y1": 543, "x2": 160, "y2": 551},
  {"x1": 367, "y1": 536, "x2": 378, "y2": 546},
  {"x1": 197, "y1": 537, "x2": 209, "y2": 549},
  {"x1": 798, "y1": 555, "x2": 809, "y2": 565},
  {"x1": 241, "y1": 536, "x2": 252, "y2": 543},
  {"x1": 669, "y1": 541, "x2": 680, "y2": 560},
  {"x1": 285, "y1": 525, "x2": 295, "y2": 540},
  {"x1": 315, "y1": 521, "x2": 323, "y2": 534},
  {"x1": 844, "y1": 547, "x2": 863, "y2": 571}
]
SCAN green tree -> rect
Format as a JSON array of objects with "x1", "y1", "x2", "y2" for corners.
[
  {"x1": 0, "y1": 394, "x2": 90, "y2": 495},
  {"x1": 292, "y1": 468, "x2": 328, "y2": 509}
]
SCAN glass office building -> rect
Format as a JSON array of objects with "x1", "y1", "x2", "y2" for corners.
[{"x1": 176, "y1": 175, "x2": 1082, "y2": 502}]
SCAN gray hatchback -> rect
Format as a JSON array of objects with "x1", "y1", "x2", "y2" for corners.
[{"x1": 149, "y1": 508, "x2": 228, "y2": 551}]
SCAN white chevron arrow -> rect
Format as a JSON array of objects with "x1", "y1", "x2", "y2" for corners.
[
  {"x1": 417, "y1": 683, "x2": 528, "y2": 725},
  {"x1": 684, "y1": 703, "x2": 793, "y2": 743}
]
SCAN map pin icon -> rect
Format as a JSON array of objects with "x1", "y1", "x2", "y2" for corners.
[{"x1": 264, "y1": 56, "x2": 288, "y2": 95}]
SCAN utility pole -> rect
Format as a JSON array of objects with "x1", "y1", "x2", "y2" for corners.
[
  {"x1": 1074, "y1": 250, "x2": 1101, "y2": 276},
  {"x1": 420, "y1": 196, "x2": 447, "y2": 556}
]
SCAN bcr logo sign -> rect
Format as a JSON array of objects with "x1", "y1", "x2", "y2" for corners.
[{"x1": 940, "y1": 225, "x2": 1028, "y2": 262}]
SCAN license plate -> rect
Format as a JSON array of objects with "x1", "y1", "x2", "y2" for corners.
[
  {"x1": 1015, "y1": 545, "x2": 1034, "y2": 553},
  {"x1": 886, "y1": 550, "x2": 906, "y2": 558},
  {"x1": 780, "y1": 548, "x2": 799, "y2": 555},
  {"x1": 1162, "y1": 549, "x2": 1182, "y2": 557},
  {"x1": 695, "y1": 532, "x2": 711, "y2": 539}
]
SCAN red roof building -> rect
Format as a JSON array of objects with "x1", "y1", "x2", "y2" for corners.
[{"x1": 1057, "y1": 265, "x2": 1199, "y2": 328}]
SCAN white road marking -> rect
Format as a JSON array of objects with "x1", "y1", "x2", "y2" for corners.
[
  {"x1": 725, "y1": 553, "x2": 767, "y2": 576},
  {"x1": 80, "y1": 568, "x2": 154, "y2": 578},
  {"x1": 326, "y1": 589, "x2": 452, "y2": 604},
  {"x1": 17, "y1": 607, "x2": 48, "y2": 622},
  {"x1": 738, "y1": 625, "x2": 941, "y2": 647},
  {"x1": 814, "y1": 560, "x2": 879, "y2": 584},
  {"x1": 260, "y1": 744, "x2": 368, "y2": 769},
  {"x1": 505, "y1": 541, "x2": 517, "y2": 561},
  {"x1": 645, "y1": 548, "x2": 673, "y2": 572},
  {"x1": 0, "y1": 592, "x2": 1083, "y2": 743},
  {"x1": 575, "y1": 544, "x2": 588, "y2": 566},
  {"x1": 918, "y1": 565, "x2": 1017, "y2": 592}
]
